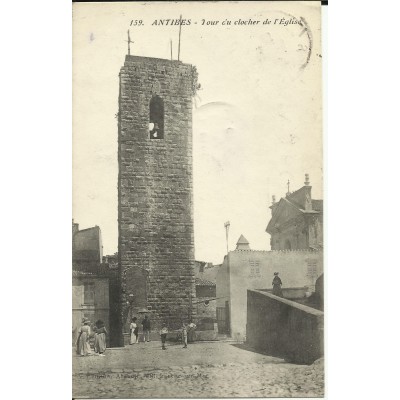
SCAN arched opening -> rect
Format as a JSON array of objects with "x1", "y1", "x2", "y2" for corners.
[
  {"x1": 149, "y1": 95, "x2": 164, "y2": 139},
  {"x1": 284, "y1": 239, "x2": 292, "y2": 250}
]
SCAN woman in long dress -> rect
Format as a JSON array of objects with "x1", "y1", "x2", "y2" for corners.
[
  {"x1": 272, "y1": 272, "x2": 284, "y2": 297},
  {"x1": 94, "y1": 320, "x2": 108, "y2": 356},
  {"x1": 76, "y1": 319, "x2": 92, "y2": 356},
  {"x1": 130, "y1": 317, "x2": 139, "y2": 344}
]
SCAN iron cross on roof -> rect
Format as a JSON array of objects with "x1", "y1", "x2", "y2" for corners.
[
  {"x1": 126, "y1": 30, "x2": 134, "y2": 55},
  {"x1": 286, "y1": 179, "x2": 291, "y2": 196}
]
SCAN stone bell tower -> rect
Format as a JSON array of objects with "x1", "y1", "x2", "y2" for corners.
[{"x1": 118, "y1": 55, "x2": 198, "y2": 333}]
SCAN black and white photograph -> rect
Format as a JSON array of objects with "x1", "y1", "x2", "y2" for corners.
[{"x1": 72, "y1": 1, "x2": 324, "y2": 397}]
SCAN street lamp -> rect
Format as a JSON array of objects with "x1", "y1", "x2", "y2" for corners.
[
  {"x1": 224, "y1": 221, "x2": 230, "y2": 255},
  {"x1": 224, "y1": 221, "x2": 231, "y2": 336}
]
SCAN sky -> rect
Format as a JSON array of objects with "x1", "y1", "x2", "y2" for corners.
[{"x1": 73, "y1": 1, "x2": 322, "y2": 264}]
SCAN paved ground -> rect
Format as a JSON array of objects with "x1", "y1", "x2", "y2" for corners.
[{"x1": 73, "y1": 341, "x2": 324, "y2": 398}]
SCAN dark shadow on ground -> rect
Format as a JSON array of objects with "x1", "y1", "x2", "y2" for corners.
[
  {"x1": 229, "y1": 343, "x2": 286, "y2": 363},
  {"x1": 231, "y1": 343, "x2": 319, "y2": 366}
]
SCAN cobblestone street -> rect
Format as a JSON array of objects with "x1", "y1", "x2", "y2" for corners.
[{"x1": 73, "y1": 341, "x2": 324, "y2": 398}]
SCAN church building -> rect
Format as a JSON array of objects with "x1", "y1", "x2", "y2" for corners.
[{"x1": 266, "y1": 174, "x2": 323, "y2": 250}]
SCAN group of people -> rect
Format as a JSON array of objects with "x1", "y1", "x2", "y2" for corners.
[
  {"x1": 160, "y1": 321, "x2": 197, "y2": 350},
  {"x1": 76, "y1": 318, "x2": 108, "y2": 357},
  {"x1": 130, "y1": 315, "x2": 196, "y2": 350},
  {"x1": 76, "y1": 275, "x2": 282, "y2": 357},
  {"x1": 129, "y1": 315, "x2": 151, "y2": 344}
]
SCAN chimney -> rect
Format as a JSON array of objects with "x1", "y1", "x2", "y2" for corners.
[
  {"x1": 286, "y1": 179, "x2": 291, "y2": 197},
  {"x1": 72, "y1": 219, "x2": 79, "y2": 236},
  {"x1": 272, "y1": 195, "x2": 276, "y2": 205},
  {"x1": 304, "y1": 174, "x2": 312, "y2": 211}
]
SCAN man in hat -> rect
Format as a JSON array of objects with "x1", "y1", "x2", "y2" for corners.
[{"x1": 272, "y1": 272, "x2": 283, "y2": 297}]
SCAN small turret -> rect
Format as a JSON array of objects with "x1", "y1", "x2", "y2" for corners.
[{"x1": 236, "y1": 234, "x2": 251, "y2": 250}]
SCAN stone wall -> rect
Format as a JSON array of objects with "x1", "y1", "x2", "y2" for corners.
[
  {"x1": 107, "y1": 269, "x2": 122, "y2": 347},
  {"x1": 216, "y1": 249, "x2": 323, "y2": 338},
  {"x1": 216, "y1": 255, "x2": 230, "y2": 333},
  {"x1": 246, "y1": 289, "x2": 324, "y2": 364},
  {"x1": 73, "y1": 225, "x2": 103, "y2": 263},
  {"x1": 270, "y1": 216, "x2": 309, "y2": 250},
  {"x1": 195, "y1": 285, "x2": 216, "y2": 298},
  {"x1": 195, "y1": 298, "x2": 217, "y2": 322},
  {"x1": 118, "y1": 55, "x2": 198, "y2": 332},
  {"x1": 195, "y1": 284, "x2": 217, "y2": 323}
]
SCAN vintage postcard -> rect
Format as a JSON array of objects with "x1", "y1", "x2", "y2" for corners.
[{"x1": 73, "y1": 1, "x2": 324, "y2": 398}]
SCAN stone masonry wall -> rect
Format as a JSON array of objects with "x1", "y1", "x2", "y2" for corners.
[
  {"x1": 247, "y1": 289, "x2": 324, "y2": 364},
  {"x1": 217, "y1": 249, "x2": 323, "y2": 338},
  {"x1": 118, "y1": 55, "x2": 197, "y2": 332}
]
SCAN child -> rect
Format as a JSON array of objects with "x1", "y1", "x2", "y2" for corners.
[
  {"x1": 160, "y1": 323, "x2": 168, "y2": 350},
  {"x1": 182, "y1": 322, "x2": 188, "y2": 349}
]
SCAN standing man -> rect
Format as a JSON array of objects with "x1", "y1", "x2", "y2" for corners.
[{"x1": 142, "y1": 314, "x2": 151, "y2": 342}]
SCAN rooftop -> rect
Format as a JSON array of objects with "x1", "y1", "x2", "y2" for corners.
[
  {"x1": 195, "y1": 278, "x2": 216, "y2": 287},
  {"x1": 236, "y1": 234, "x2": 251, "y2": 250}
]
